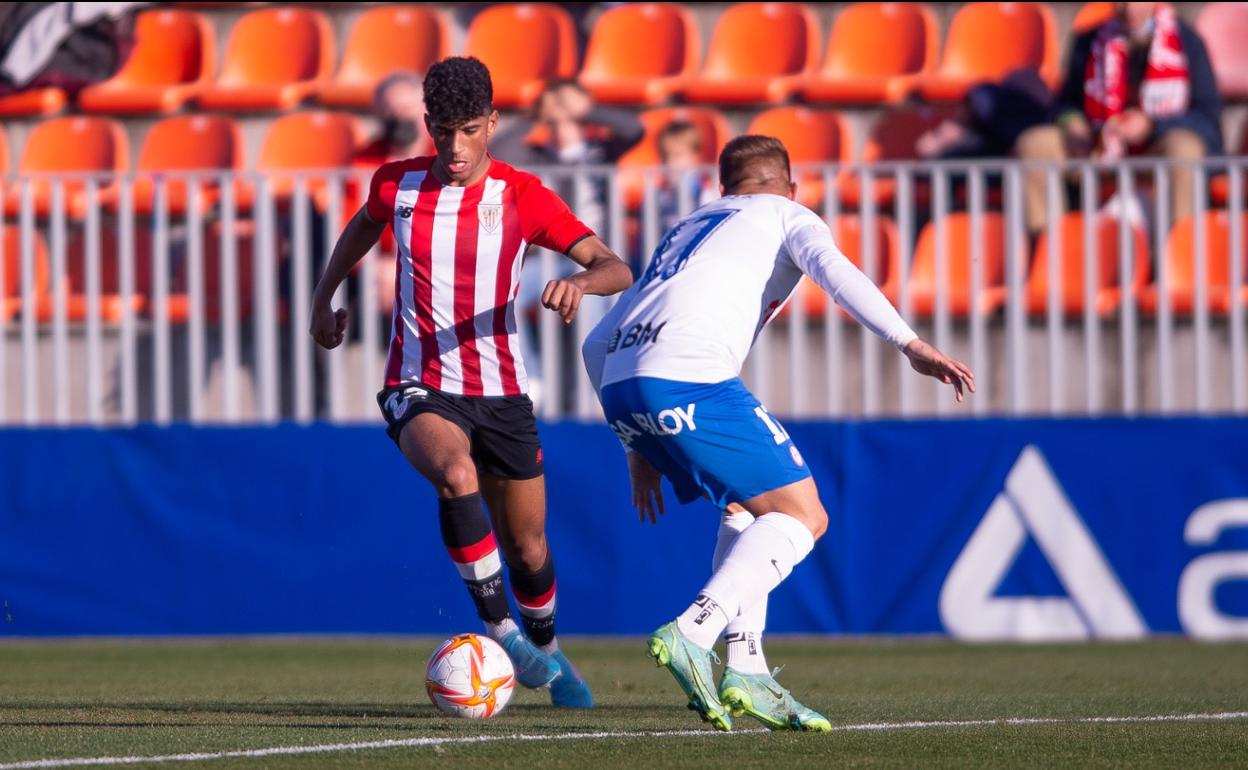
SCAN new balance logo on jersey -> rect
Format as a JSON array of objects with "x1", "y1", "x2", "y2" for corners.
[
  {"x1": 939, "y1": 446, "x2": 1147, "y2": 641},
  {"x1": 396, "y1": 205, "x2": 414, "y2": 219}
]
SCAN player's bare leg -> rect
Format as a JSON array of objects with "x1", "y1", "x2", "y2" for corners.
[
  {"x1": 397, "y1": 416, "x2": 558, "y2": 688},
  {"x1": 481, "y1": 474, "x2": 594, "y2": 708}
]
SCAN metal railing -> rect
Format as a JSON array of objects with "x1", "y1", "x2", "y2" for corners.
[{"x1": 1, "y1": 155, "x2": 1244, "y2": 425}]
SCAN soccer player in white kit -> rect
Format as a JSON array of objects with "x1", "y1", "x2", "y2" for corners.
[{"x1": 583, "y1": 136, "x2": 974, "y2": 731}]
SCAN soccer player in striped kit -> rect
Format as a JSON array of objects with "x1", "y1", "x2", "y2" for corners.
[{"x1": 310, "y1": 57, "x2": 632, "y2": 708}]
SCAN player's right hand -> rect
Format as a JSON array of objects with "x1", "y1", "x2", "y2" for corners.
[
  {"x1": 903, "y1": 338, "x2": 976, "y2": 403},
  {"x1": 310, "y1": 304, "x2": 349, "y2": 349},
  {"x1": 627, "y1": 451, "x2": 665, "y2": 525}
]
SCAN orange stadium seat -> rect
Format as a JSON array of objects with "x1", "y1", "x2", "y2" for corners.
[
  {"x1": 681, "y1": 3, "x2": 820, "y2": 105},
  {"x1": 0, "y1": 87, "x2": 67, "y2": 117},
  {"x1": 237, "y1": 112, "x2": 361, "y2": 210},
  {"x1": 1023, "y1": 214, "x2": 1150, "y2": 317},
  {"x1": 0, "y1": 125, "x2": 8, "y2": 175},
  {"x1": 908, "y1": 212, "x2": 1007, "y2": 316},
  {"x1": 48, "y1": 228, "x2": 150, "y2": 323},
  {"x1": 579, "y1": 3, "x2": 700, "y2": 105},
  {"x1": 1196, "y1": 2, "x2": 1248, "y2": 101},
  {"x1": 464, "y1": 4, "x2": 578, "y2": 109},
  {"x1": 617, "y1": 107, "x2": 731, "y2": 210},
  {"x1": 3, "y1": 117, "x2": 129, "y2": 219},
  {"x1": 1139, "y1": 212, "x2": 1248, "y2": 315},
  {"x1": 78, "y1": 9, "x2": 214, "y2": 114},
  {"x1": 837, "y1": 105, "x2": 960, "y2": 207},
  {"x1": 131, "y1": 115, "x2": 244, "y2": 216},
  {"x1": 1072, "y1": 2, "x2": 1115, "y2": 34},
  {"x1": 319, "y1": 6, "x2": 450, "y2": 108},
  {"x1": 915, "y1": 2, "x2": 1059, "y2": 102},
  {"x1": 787, "y1": 215, "x2": 901, "y2": 317},
  {"x1": 198, "y1": 7, "x2": 334, "y2": 111},
  {"x1": 746, "y1": 107, "x2": 851, "y2": 210},
  {"x1": 800, "y1": 2, "x2": 937, "y2": 104},
  {"x1": 0, "y1": 226, "x2": 51, "y2": 321}
]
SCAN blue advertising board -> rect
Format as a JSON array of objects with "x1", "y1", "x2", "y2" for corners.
[{"x1": 0, "y1": 419, "x2": 1245, "y2": 638}]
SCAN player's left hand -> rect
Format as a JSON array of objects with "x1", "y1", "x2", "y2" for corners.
[
  {"x1": 541, "y1": 278, "x2": 584, "y2": 325},
  {"x1": 903, "y1": 338, "x2": 976, "y2": 403},
  {"x1": 627, "y1": 451, "x2": 665, "y2": 525}
]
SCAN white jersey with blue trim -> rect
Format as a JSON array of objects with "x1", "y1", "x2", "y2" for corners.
[{"x1": 586, "y1": 193, "x2": 918, "y2": 389}]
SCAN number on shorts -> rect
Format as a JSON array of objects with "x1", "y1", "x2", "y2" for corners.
[{"x1": 754, "y1": 405, "x2": 791, "y2": 445}]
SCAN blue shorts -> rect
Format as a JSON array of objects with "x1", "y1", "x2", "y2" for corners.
[{"x1": 599, "y1": 377, "x2": 812, "y2": 510}]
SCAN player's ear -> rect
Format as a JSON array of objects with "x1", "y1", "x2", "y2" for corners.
[
  {"x1": 486, "y1": 110, "x2": 499, "y2": 138},
  {"x1": 718, "y1": 182, "x2": 727, "y2": 196}
]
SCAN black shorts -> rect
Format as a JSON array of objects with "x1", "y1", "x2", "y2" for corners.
[{"x1": 377, "y1": 381, "x2": 544, "y2": 480}]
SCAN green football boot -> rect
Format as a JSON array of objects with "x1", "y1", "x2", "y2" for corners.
[
  {"x1": 719, "y1": 667, "x2": 832, "y2": 732},
  {"x1": 646, "y1": 621, "x2": 732, "y2": 732}
]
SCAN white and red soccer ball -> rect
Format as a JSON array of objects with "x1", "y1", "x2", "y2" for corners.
[{"x1": 425, "y1": 633, "x2": 516, "y2": 719}]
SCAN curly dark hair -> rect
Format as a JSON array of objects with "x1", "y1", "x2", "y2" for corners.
[{"x1": 422, "y1": 57, "x2": 493, "y2": 126}]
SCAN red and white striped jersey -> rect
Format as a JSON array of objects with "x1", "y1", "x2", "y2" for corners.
[{"x1": 367, "y1": 156, "x2": 593, "y2": 397}]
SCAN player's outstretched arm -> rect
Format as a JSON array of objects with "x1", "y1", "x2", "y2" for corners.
[
  {"x1": 310, "y1": 206, "x2": 385, "y2": 349},
  {"x1": 541, "y1": 236, "x2": 633, "y2": 325},
  {"x1": 902, "y1": 338, "x2": 976, "y2": 403}
]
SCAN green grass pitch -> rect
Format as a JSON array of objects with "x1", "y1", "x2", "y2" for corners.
[{"x1": 1, "y1": 638, "x2": 1246, "y2": 768}]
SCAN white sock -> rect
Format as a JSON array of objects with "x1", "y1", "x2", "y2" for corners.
[
  {"x1": 725, "y1": 630, "x2": 769, "y2": 674},
  {"x1": 711, "y1": 510, "x2": 771, "y2": 674},
  {"x1": 679, "y1": 513, "x2": 814, "y2": 649},
  {"x1": 539, "y1": 638, "x2": 559, "y2": 655},
  {"x1": 483, "y1": 617, "x2": 519, "y2": 641}
]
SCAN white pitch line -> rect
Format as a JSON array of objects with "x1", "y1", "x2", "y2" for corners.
[{"x1": 2, "y1": 711, "x2": 1246, "y2": 770}]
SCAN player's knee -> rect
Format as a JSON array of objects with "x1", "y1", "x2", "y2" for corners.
[
  {"x1": 435, "y1": 459, "x2": 479, "y2": 498},
  {"x1": 803, "y1": 506, "x2": 828, "y2": 541}
]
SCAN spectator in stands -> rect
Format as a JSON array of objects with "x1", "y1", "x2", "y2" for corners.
[
  {"x1": 493, "y1": 78, "x2": 645, "y2": 215},
  {"x1": 916, "y1": 71, "x2": 1051, "y2": 160},
  {"x1": 1014, "y1": 1, "x2": 1223, "y2": 236},
  {"x1": 354, "y1": 71, "x2": 430, "y2": 167},
  {"x1": 655, "y1": 120, "x2": 717, "y2": 232}
]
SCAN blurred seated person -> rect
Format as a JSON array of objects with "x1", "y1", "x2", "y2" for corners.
[
  {"x1": 916, "y1": 70, "x2": 1051, "y2": 160},
  {"x1": 1014, "y1": 1, "x2": 1222, "y2": 236},
  {"x1": 354, "y1": 71, "x2": 431, "y2": 167},
  {"x1": 493, "y1": 79, "x2": 645, "y2": 172},
  {"x1": 656, "y1": 120, "x2": 718, "y2": 231}
]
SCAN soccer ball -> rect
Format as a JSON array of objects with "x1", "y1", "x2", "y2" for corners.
[{"x1": 425, "y1": 634, "x2": 516, "y2": 719}]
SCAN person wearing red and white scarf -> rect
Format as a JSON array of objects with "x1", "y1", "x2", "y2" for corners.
[{"x1": 1015, "y1": 2, "x2": 1223, "y2": 236}]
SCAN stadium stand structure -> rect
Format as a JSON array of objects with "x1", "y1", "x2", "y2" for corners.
[{"x1": 0, "y1": 1, "x2": 1245, "y2": 421}]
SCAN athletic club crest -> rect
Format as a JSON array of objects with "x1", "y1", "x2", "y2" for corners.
[{"x1": 478, "y1": 204, "x2": 502, "y2": 234}]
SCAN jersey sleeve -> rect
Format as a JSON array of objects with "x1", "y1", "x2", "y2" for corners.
[
  {"x1": 364, "y1": 162, "x2": 401, "y2": 224},
  {"x1": 515, "y1": 177, "x2": 594, "y2": 254},
  {"x1": 783, "y1": 206, "x2": 918, "y2": 351}
]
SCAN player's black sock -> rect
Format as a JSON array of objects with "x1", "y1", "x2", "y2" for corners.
[
  {"x1": 509, "y1": 554, "x2": 557, "y2": 648},
  {"x1": 438, "y1": 493, "x2": 511, "y2": 625}
]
